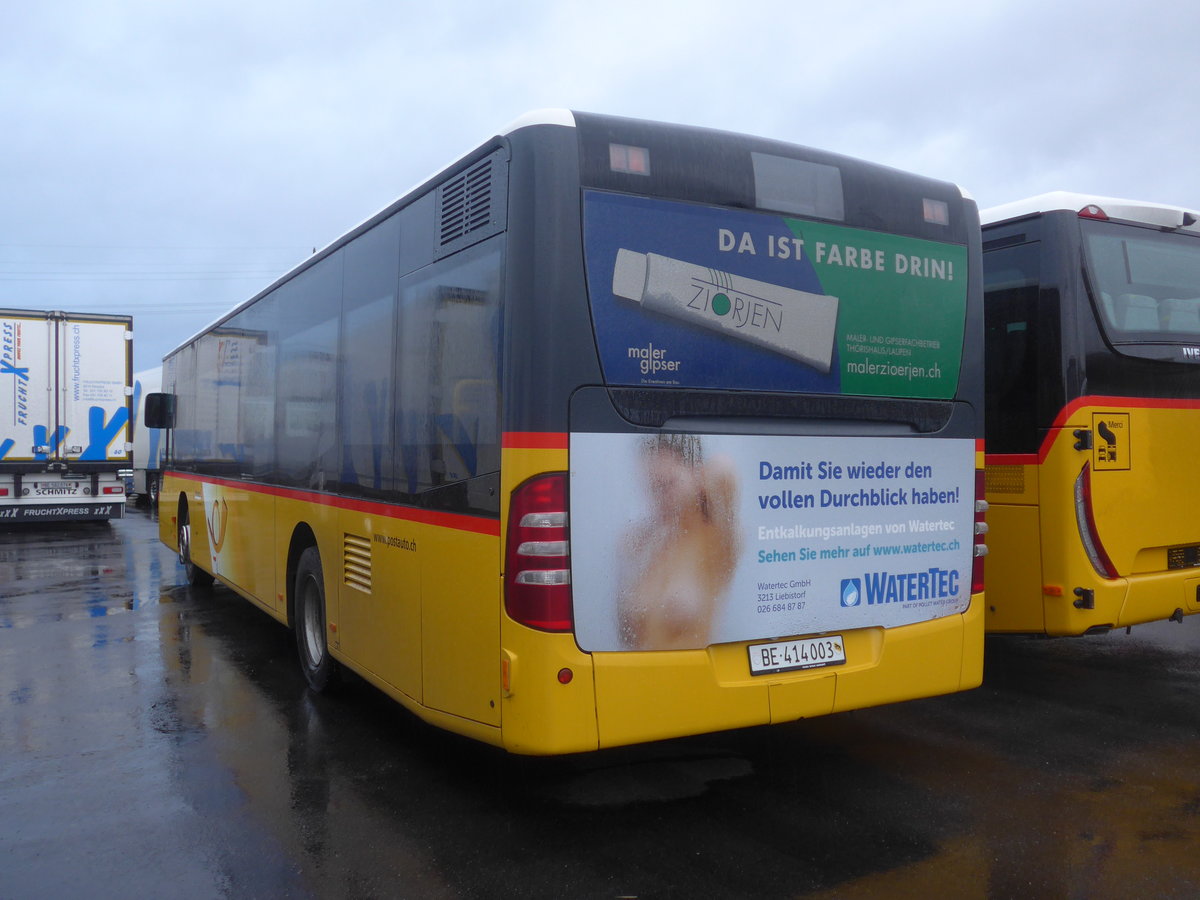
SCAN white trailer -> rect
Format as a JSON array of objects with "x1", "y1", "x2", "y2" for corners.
[{"x1": 0, "y1": 309, "x2": 133, "y2": 523}]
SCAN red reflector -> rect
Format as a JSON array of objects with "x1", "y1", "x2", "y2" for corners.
[
  {"x1": 1078, "y1": 204, "x2": 1109, "y2": 220},
  {"x1": 505, "y1": 473, "x2": 574, "y2": 632},
  {"x1": 557, "y1": 668, "x2": 573, "y2": 685},
  {"x1": 0, "y1": 488, "x2": 8, "y2": 497}
]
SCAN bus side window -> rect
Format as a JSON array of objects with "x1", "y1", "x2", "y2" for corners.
[
  {"x1": 983, "y1": 242, "x2": 1041, "y2": 454},
  {"x1": 275, "y1": 254, "x2": 343, "y2": 490},
  {"x1": 340, "y1": 214, "x2": 400, "y2": 498},
  {"x1": 397, "y1": 239, "x2": 503, "y2": 499}
]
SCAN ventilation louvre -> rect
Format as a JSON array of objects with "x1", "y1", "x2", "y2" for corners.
[
  {"x1": 435, "y1": 149, "x2": 506, "y2": 258},
  {"x1": 343, "y1": 533, "x2": 373, "y2": 593}
]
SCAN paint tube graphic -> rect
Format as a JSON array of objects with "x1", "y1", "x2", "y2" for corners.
[{"x1": 611, "y1": 249, "x2": 839, "y2": 373}]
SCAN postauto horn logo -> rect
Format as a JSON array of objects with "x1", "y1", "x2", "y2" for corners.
[{"x1": 840, "y1": 578, "x2": 861, "y2": 607}]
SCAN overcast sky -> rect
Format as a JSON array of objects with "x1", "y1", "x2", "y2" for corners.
[{"x1": 2, "y1": 0, "x2": 1195, "y2": 371}]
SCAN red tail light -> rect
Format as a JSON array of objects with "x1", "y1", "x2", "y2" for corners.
[
  {"x1": 505, "y1": 473, "x2": 573, "y2": 631},
  {"x1": 102, "y1": 486, "x2": 124, "y2": 495},
  {"x1": 972, "y1": 468, "x2": 988, "y2": 594},
  {"x1": 1074, "y1": 463, "x2": 1118, "y2": 578}
]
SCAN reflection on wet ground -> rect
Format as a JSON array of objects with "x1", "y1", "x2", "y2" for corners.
[{"x1": 2, "y1": 510, "x2": 1199, "y2": 898}]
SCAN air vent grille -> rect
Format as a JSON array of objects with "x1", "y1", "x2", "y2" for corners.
[
  {"x1": 439, "y1": 158, "x2": 492, "y2": 245},
  {"x1": 435, "y1": 149, "x2": 506, "y2": 258},
  {"x1": 343, "y1": 533, "x2": 372, "y2": 593}
]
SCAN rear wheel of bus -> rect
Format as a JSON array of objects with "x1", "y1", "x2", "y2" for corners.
[{"x1": 294, "y1": 546, "x2": 339, "y2": 692}]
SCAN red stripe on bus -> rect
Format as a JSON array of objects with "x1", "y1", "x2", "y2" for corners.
[
  {"x1": 984, "y1": 453, "x2": 1039, "y2": 466},
  {"x1": 164, "y1": 472, "x2": 500, "y2": 536},
  {"x1": 502, "y1": 432, "x2": 569, "y2": 449},
  {"x1": 987, "y1": 395, "x2": 1200, "y2": 468},
  {"x1": 1047, "y1": 395, "x2": 1200, "y2": 430}
]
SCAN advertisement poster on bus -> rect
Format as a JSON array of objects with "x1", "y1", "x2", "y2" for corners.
[
  {"x1": 569, "y1": 432, "x2": 975, "y2": 652},
  {"x1": 582, "y1": 191, "x2": 968, "y2": 400}
]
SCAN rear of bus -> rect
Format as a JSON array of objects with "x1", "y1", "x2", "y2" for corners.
[
  {"x1": 982, "y1": 193, "x2": 1200, "y2": 635},
  {"x1": 499, "y1": 113, "x2": 986, "y2": 753}
]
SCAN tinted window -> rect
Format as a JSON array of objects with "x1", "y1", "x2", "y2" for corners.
[
  {"x1": 230, "y1": 298, "x2": 277, "y2": 481},
  {"x1": 1082, "y1": 220, "x2": 1200, "y2": 339},
  {"x1": 276, "y1": 254, "x2": 342, "y2": 489},
  {"x1": 984, "y1": 242, "x2": 1041, "y2": 453},
  {"x1": 172, "y1": 343, "x2": 198, "y2": 466},
  {"x1": 397, "y1": 239, "x2": 502, "y2": 497},
  {"x1": 340, "y1": 215, "x2": 400, "y2": 497}
]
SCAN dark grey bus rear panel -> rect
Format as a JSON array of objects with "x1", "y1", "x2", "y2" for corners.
[
  {"x1": 502, "y1": 112, "x2": 983, "y2": 441},
  {"x1": 572, "y1": 112, "x2": 972, "y2": 246}
]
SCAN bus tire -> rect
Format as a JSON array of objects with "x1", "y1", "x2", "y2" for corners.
[
  {"x1": 294, "y1": 546, "x2": 339, "y2": 692},
  {"x1": 178, "y1": 502, "x2": 214, "y2": 589}
]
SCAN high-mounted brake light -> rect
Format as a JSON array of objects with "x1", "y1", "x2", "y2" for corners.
[
  {"x1": 1078, "y1": 204, "x2": 1109, "y2": 221},
  {"x1": 505, "y1": 473, "x2": 573, "y2": 631},
  {"x1": 610, "y1": 143, "x2": 651, "y2": 176},
  {"x1": 972, "y1": 468, "x2": 988, "y2": 594},
  {"x1": 923, "y1": 198, "x2": 950, "y2": 226}
]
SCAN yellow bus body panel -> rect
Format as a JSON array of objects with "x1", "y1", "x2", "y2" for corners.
[
  {"x1": 334, "y1": 506, "x2": 423, "y2": 703},
  {"x1": 981, "y1": 497, "x2": 1044, "y2": 633},
  {"x1": 986, "y1": 401, "x2": 1200, "y2": 635},
  {"x1": 499, "y1": 622, "x2": 599, "y2": 755},
  {"x1": 419, "y1": 523, "x2": 501, "y2": 727},
  {"x1": 590, "y1": 595, "x2": 983, "y2": 751}
]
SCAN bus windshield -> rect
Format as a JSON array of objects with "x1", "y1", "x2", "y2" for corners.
[{"x1": 1083, "y1": 220, "x2": 1200, "y2": 340}]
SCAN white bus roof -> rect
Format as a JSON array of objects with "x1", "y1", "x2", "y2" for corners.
[{"x1": 982, "y1": 191, "x2": 1200, "y2": 234}]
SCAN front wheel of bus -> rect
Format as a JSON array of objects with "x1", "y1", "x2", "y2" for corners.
[
  {"x1": 178, "y1": 503, "x2": 213, "y2": 588},
  {"x1": 295, "y1": 546, "x2": 339, "y2": 692}
]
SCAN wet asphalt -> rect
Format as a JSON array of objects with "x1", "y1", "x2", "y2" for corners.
[{"x1": 2, "y1": 507, "x2": 1199, "y2": 899}]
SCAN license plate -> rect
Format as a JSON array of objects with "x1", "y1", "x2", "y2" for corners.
[
  {"x1": 32, "y1": 482, "x2": 80, "y2": 496},
  {"x1": 749, "y1": 635, "x2": 846, "y2": 675}
]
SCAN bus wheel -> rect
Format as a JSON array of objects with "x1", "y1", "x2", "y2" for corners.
[
  {"x1": 295, "y1": 546, "x2": 339, "y2": 692},
  {"x1": 178, "y1": 503, "x2": 214, "y2": 588}
]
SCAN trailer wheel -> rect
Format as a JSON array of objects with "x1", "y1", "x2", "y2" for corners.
[
  {"x1": 147, "y1": 474, "x2": 160, "y2": 508},
  {"x1": 294, "y1": 546, "x2": 339, "y2": 692},
  {"x1": 178, "y1": 502, "x2": 214, "y2": 588}
]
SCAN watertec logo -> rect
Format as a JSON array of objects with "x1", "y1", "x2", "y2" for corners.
[
  {"x1": 840, "y1": 578, "x2": 861, "y2": 607},
  {"x1": 851, "y1": 567, "x2": 960, "y2": 605}
]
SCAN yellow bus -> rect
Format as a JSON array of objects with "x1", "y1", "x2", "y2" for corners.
[
  {"x1": 147, "y1": 111, "x2": 987, "y2": 753},
  {"x1": 982, "y1": 192, "x2": 1200, "y2": 635}
]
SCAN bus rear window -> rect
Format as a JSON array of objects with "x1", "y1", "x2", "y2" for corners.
[
  {"x1": 751, "y1": 152, "x2": 844, "y2": 221},
  {"x1": 1083, "y1": 221, "x2": 1200, "y2": 338}
]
